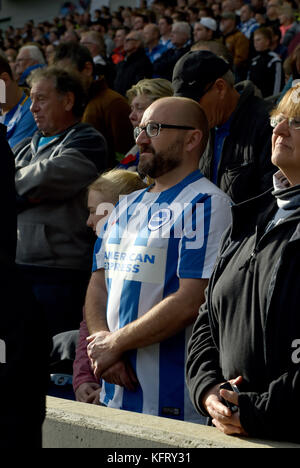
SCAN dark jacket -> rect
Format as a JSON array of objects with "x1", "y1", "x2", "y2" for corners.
[
  {"x1": 248, "y1": 49, "x2": 284, "y2": 98},
  {"x1": 186, "y1": 187, "x2": 300, "y2": 442},
  {"x1": 114, "y1": 48, "x2": 153, "y2": 97},
  {"x1": 0, "y1": 124, "x2": 50, "y2": 447},
  {"x1": 0, "y1": 124, "x2": 16, "y2": 266},
  {"x1": 153, "y1": 43, "x2": 191, "y2": 81},
  {"x1": 83, "y1": 76, "x2": 134, "y2": 167},
  {"x1": 199, "y1": 81, "x2": 276, "y2": 204}
]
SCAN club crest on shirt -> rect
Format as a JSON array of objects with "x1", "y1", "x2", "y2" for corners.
[{"x1": 148, "y1": 208, "x2": 173, "y2": 231}]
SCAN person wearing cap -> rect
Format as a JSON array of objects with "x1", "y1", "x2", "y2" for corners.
[
  {"x1": 193, "y1": 18, "x2": 218, "y2": 43},
  {"x1": 172, "y1": 50, "x2": 276, "y2": 204},
  {"x1": 219, "y1": 11, "x2": 250, "y2": 81}
]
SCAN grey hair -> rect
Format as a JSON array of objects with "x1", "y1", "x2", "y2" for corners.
[
  {"x1": 222, "y1": 69, "x2": 235, "y2": 87},
  {"x1": 20, "y1": 45, "x2": 46, "y2": 64},
  {"x1": 172, "y1": 21, "x2": 191, "y2": 39}
]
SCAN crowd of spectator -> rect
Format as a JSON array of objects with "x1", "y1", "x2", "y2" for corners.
[{"x1": 0, "y1": 0, "x2": 299, "y2": 102}]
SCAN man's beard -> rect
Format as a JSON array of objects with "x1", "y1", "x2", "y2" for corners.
[{"x1": 138, "y1": 139, "x2": 183, "y2": 179}]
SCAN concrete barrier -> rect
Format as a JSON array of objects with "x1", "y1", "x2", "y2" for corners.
[{"x1": 43, "y1": 397, "x2": 300, "y2": 448}]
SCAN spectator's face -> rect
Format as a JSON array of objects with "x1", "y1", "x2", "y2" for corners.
[
  {"x1": 133, "y1": 17, "x2": 144, "y2": 30},
  {"x1": 45, "y1": 45, "x2": 55, "y2": 65},
  {"x1": 15, "y1": 50, "x2": 35, "y2": 78},
  {"x1": 114, "y1": 29, "x2": 126, "y2": 48},
  {"x1": 143, "y1": 25, "x2": 157, "y2": 46},
  {"x1": 211, "y1": 4, "x2": 221, "y2": 16},
  {"x1": 240, "y1": 5, "x2": 251, "y2": 22},
  {"x1": 129, "y1": 94, "x2": 153, "y2": 128},
  {"x1": 135, "y1": 102, "x2": 185, "y2": 178},
  {"x1": 198, "y1": 84, "x2": 220, "y2": 128},
  {"x1": 254, "y1": 32, "x2": 270, "y2": 51},
  {"x1": 30, "y1": 78, "x2": 73, "y2": 136},
  {"x1": 219, "y1": 18, "x2": 235, "y2": 34},
  {"x1": 86, "y1": 189, "x2": 111, "y2": 233},
  {"x1": 5, "y1": 48, "x2": 17, "y2": 65},
  {"x1": 222, "y1": 0, "x2": 235, "y2": 12},
  {"x1": 124, "y1": 34, "x2": 141, "y2": 54},
  {"x1": 194, "y1": 23, "x2": 211, "y2": 42},
  {"x1": 271, "y1": 111, "x2": 300, "y2": 183},
  {"x1": 158, "y1": 18, "x2": 171, "y2": 36},
  {"x1": 267, "y1": 2, "x2": 279, "y2": 19},
  {"x1": 80, "y1": 35, "x2": 98, "y2": 57},
  {"x1": 255, "y1": 13, "x2": 266, "y2": 25},
  {"x1": 171, "y1": 27, "x2": 188, "y2": 47}
]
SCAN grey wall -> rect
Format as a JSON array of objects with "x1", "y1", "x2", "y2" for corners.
[
  {"x1": 0, "y1": 0, "x2": 64, "y2": 28},
  {"x1": 0, "y1": 0, "x2": 137, "y2": 30}
]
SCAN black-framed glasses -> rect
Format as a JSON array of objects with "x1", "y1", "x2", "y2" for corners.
[{"x1": 134, "y1": 122, "x2": 195, "y2": 141}]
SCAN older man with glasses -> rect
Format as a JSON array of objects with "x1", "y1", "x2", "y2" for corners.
[
  {"x1": 173, "y1": 50, "x2": 276, "y2": 205},
  {"x1": 85, "y1": 96, "x2": 232, "y2": 422}
]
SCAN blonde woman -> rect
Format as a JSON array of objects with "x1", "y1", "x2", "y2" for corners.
[
  {"x1": 118, "y1": 78, "x2": 174, "y2": 172},
  {"x1": 73, "y1": 169, "x2": 148, "y2": 404}
]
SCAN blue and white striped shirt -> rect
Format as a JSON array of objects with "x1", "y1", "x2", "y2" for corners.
[{"x1": 93, "y1": 170, "x2": 232, "y2": 421}]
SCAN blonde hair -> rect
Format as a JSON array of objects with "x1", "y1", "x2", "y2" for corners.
[
  {"x1": 88, "y1": 169, "x2": 148, "y2": 204},
  {"x1": 271, "y1": 82, "x2": 300, "y2": 119},
  {"x1": 126, "y1": 77, "x2": 174, "y2": 104}
]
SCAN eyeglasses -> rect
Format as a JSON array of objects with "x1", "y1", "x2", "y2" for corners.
[
  {"x1": 133, "y1": 122, "x2": 196, "y2": 141},
  {"x1": 270, "y1": 115, "x2": 300, "y2": 130}
]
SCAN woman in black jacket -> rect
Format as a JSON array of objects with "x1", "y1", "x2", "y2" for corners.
[{"x1": 186, "y1": 82, "x2": 300, "y2": 442}]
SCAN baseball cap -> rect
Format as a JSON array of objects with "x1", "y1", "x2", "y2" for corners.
[
  {"x1": 199, "y1": 17, "x2": 217, "y2": 32},
  {"x1": 172, "y1": 50, "x2": 231, "y2": 101}
]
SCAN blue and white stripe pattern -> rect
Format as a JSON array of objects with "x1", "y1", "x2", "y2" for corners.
[{"x1": 93, "y1": 169, "x2": 232, "y2": 421}]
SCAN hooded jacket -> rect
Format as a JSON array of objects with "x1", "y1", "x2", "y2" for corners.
[
  {"x1": 199, "y1": 81, "x2": 276, "y2": 204},
  {"x1": 14, "y1": 122, "x2": 108, "y2": 271}
]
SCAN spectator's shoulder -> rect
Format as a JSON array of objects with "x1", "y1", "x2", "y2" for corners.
[{"x1": 13, "y1": 136, "x2": 35, "y2": 156}]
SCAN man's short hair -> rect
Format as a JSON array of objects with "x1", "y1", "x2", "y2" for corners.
[
  {"x1": 172, "y1": 50, "x2": 231, "y2": 101},
  {"x1": 160, "y1": 15, "x2": 173, "y2": 25},
  {"x1": 172, "y1": 21, "x2": 191, "y2": 39},
  {"x1": 28, "y1": 66, "x2": 87, "y2": 118},
  {"x1": 54, "y1": 42, "x2": 94, "y2": 73},
  {"x1": 81, "y1": 30, "x2": 106, "y2": 56}
]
